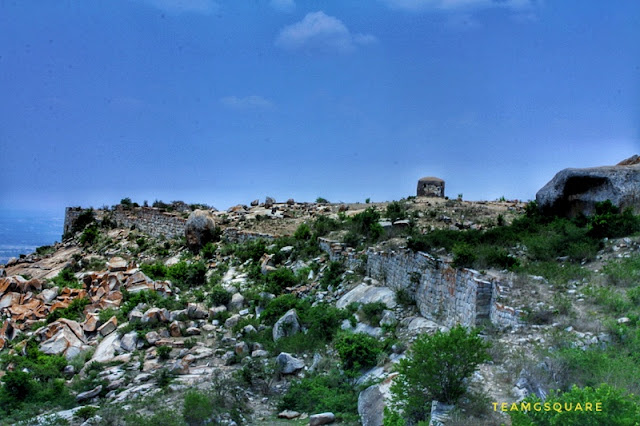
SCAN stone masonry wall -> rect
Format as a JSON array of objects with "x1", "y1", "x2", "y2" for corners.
[
  {"x1": 64, "y1": 207, "x2": 276, "y2": 243},
  {"x1": 318, "y1": 237, "x2": 523, "y2": 328}
]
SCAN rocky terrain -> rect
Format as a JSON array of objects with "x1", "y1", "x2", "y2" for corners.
[{"x1": 1, "y1": 161, "x2": 640, "y2": 426}]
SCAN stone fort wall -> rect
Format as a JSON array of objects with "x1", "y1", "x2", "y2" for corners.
[{"x1": 319, "y1": 238, "x2": 523, "y2": 329}]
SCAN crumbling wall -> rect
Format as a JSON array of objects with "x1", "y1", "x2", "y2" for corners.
[{"x1": 319, "y1": 237, "x2": 523, "y2": 328}]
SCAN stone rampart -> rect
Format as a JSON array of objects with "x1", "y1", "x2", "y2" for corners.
[{"x1": 319, "y1": 237, "x2": 523, "y2": 328}]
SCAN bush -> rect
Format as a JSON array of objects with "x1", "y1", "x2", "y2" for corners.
[
  {"x1": 71, "y1": 209, "x2": 95, "y2": 234},
  {"x1": 294, "y1": 223, "x2": 312, "y2": 240},
  {"x1": 316, "y1": 197, "x2": 329, "y2": 204},
  {"x1": 452, "y1": 243, "x2": 476, "y2": 268},
  {"x1": 320, "y1": 261, "x2": 345, "y2": 289},
  {"x1": 313, "y1": 215, "x2": 340, "y2": 237},
  {"x1": 390, "y1": 325, "x2": 490, "y2": 423},
  {"x1": 47, "y1": 297, "x2": 90, "y2": 323},
  {"x1": 157, "y1": 345, "x2": 172, "y2": 361},
  {"x1": 51, "y1": 267, "x2": 81, "y2": 289},
  {"x1": 386, "y1": 201, "x2": 407, "y2": 222},
  {"x1": 140, "y1": 261, "x2": 168, "y2": 280},
  {"x1": 167, "y1": 261, "x2": 207, "y2": 289},
  {"x1": 260, "y1": 294, "x2": 309, "y2": 326},
  {"x1": 279, "y1": 369, "x2": 360, "y2": 420},
  {"x1": 361, "y1": 302, "x2": 387, "y2": 326},
  {"x1": 335, "y1": 332, "x2": 382, "y2": 374},
  {"x1": 183, "y1": 390, "x2": 212, "y2": 426},
  {"x1": 510, "y1": 384, "x2": 640, "y2": 426},
  {"x1": 209, "y1": 285, "x2": 231, "y2": 307},
  {"x1": 80, "y1": 223, "x2": 99, "y2": 246},
  {"x1": 265, "y1": 267, "x2": 298, "y2": 295}
]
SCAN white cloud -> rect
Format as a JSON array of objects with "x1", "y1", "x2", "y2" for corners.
[
  {"x1": 220, "y1": 95, "x2": 274, "y2": 110},
  {"x1": 270, "y1": 0, "x2": 295, "y2": 13},
  {"x1": 141, "y1": 0, "x2": 218, "y2": 14},
  {"x1": 381, "y1": 0, "x2": 534, "y2": 12},
  {"x1": 275, "y1": 11, "x2": 377, "y2": 54}
]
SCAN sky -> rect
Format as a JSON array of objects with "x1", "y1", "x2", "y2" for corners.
[{"x1": 1, "y1": 0, "x2": 639, "y2": 214}]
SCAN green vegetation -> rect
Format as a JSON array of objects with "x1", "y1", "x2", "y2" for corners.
[
  {"x1": 139, "y1": 260, "x2": 207, "y2": 289},
  {"x1": 343, "y1": 207, "x2": 384, "y2": 248},
  {"x1": 389, "y1": 326, "x2": 490, "y2": 423},
  {"x1": 335, "y1": 332, "x2": 382, "y2": 374},
  {"x1": 320, "y1": 260, "x2": 345, "y2": 289},
  {"x1": 407, "y1": 200, "x2": 639, "y2": 277},
  {"x1": 157, "y1": 345, "x2": 172, "y2": 361},
  {"x1": 0, "y1": 342, "x2": 74, "y2": 420},
  {"x1": 46, "y1": 297, "x2": 90, "y2": 323},
  {"x1": 510, "y1": 384, "x2": 640, "y2": 426},
  {"x1": 279, "y1": 369, "x2": 360, "y2": 421},
  {"x1": 51, "y1": 267, "x2": 82, "y2": 289},
  {"x1": 316, "y1": 197, "x2": 329, "y2": 204},
  {"x1": 361, "y1": 301, "x2": 387, "y2": 326},
  {"x1": 386, "y1": 201, "x2": 408, "y2": 222}
]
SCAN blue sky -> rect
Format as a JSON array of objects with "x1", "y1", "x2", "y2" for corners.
[{"x1": 1, "y1": 0, "x2": 638, "y2": 213}]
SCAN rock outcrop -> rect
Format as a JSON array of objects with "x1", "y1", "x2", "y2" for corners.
[
  {"x1": 536, "y1": 156, "x2": 640, "y2": 217},
  {"x1": 185, "y1": 209, "x2": 217, "y2": 251}
]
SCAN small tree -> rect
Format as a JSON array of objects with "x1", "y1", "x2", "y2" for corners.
[{"x1": 389, "y1": 325, "x2": 490, "y2": 423}]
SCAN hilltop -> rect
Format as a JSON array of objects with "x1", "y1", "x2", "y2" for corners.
[{"x1": 1, "y1": 185, "x2": 640, "y2": 425}]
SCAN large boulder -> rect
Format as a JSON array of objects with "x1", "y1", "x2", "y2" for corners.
[
  {"x1": 185, "y1": 209, "x2": 217, "y2": 251},
  {"x1": 536, "y1": 156, "x2": 640, "y2": 217},
  {"x1": 273, "y1": 309, "x2": 300, "y2": 341},
  {"x1": 336, "y1": 283, "x2": 397, "y2": 310},
  {"x1": 358, "y1": 373, "x2": 397, "y2": 426}
]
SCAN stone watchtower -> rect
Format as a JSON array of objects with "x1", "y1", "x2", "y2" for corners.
[{"x1": 417, "y1": 177, "x2": 445, "y2": 198}]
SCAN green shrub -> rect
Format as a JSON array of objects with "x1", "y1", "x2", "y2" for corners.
[
  {"x1": 140, "y1": 261, "x2": 169, "y2": 280},
  {"x1": 265, "y1": 267, "x2": 298, "y2": 295},
  {"x1": 452, "y1": 242, "x2": 476, "y2": 268},
  {"x1": 316, "y1": 197, "x2": 329, "y2": 204},
  {"x1": 200, "y1": 242, "x2": 217, "y2": 260},
  {"x1": 386, "y1": 201, "x2": 407, "y2": 222},
  {"x1": 510, "y1": 384, "x2": 640, "y2": 426},
  {"x1": 167, "y1": 261, "x2": 207, "y2": 289},
  {"x1": 303, "y1": 304, "x2": 349, "y2": 342},
  {"x1": 320, "y1": 261, "x2": 345, "y2": 289},
  {"x1": 183, "y1": 390, "x2": 212, "y2": 426},
  {"x1": 294, "y1": 223, "x2": 312, "y2": 240},
  {"x1": 47, "y1": 297, "x2": 90, "y2": 323},
  {"x1": 260, "y1": 294, "x2": 309, "y2": 326},
  {"x1": 157, "y1": 345, "x2": 172, "y2": 361},
  {"x1": 71, "y1": 209, "x2": 95, "y2": 233},
  {"x1": 279, "y1": 369, "x2": 360, "y2": 419},
  {"x1": 51, "y1": 267, "x2": 81, "y2": 289},
  {"x1": 209, "y1": 285, "x2": 231, "y2": 307},
  {"x1": 80, "y1": 223, "x2": 99, "y2": 246},
  {"x1": 335, "y1": 332, "x2": 382, "y2": 374},
  {"x1": 588, "y1": 201, "x2": 640, "y2": 239},
  {"x1": 361, "y1": 302, "x2": 387, "y2": 326},
  {"x1": 313, "y1": 215, "x2": 340, "y2": 237},
  {"x1": 390, "y1": 325, "x2": 490, "y2": 423},
  {"x1": 74, "y1": 406, "x2": 98, "y2": 421},
  {"x1": 395, "y1": 288, "x2": 415, "y2": 306}
]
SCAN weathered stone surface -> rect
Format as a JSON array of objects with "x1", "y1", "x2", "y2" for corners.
[
  {"x1": 107, "y1": 257, "x2": 128, "y2": 272},
  {"x1": 417, "y1": 176, "x2": 445, "y2": 198},
  {"x1": 187, "y1": 303, "x2": 208, "y2": 319},
  {"x1": 309, "y1": 412, "x2": 336, "y2": 426},
  {"x1": 76, "y1": 385, "x2": 102, "y2": 402},
  {"x1": 229, "y1": 293, "x2": 245, "y2": 311},
  {"x1": 120, "y1": 331, "x2": 138, "y2": 352},
  {"x1": 358, "y1": 373, "x2": 397, "y2": 426},
  {"x1": 97, "y1": 316, "x2": 118, "y2": 336},
  {"x1": 169, "y1": 320, "x2": 182, "y2": 337},
  {"x1": 276, "y1": 352, "x2": 304, "y2": 374},
  {"x1": 336, "y1": 283, "x2": 397, "y2": 309},
  {"x1": 273, "y1": 309, "x2": 300, "y2": 341},
  {"x1": 278, "y1": 410, "x2": 301, "y2": 419},
  {"x1": 185, "y1": 209, "x2": 217, "y2": 250},
  {"x1": 536, "y1": 158, "x2": 640, "y2": 217},
  {"x1": 91, "y1": 332, "x2": 121, "y2": 363},
  {"x1": 429, "y1": 400, "x2": 455, "y2": 426}
]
